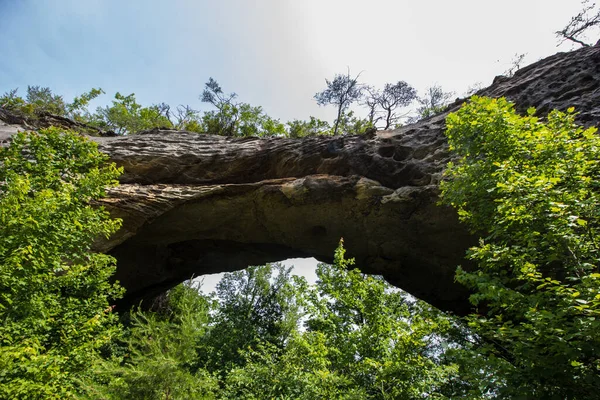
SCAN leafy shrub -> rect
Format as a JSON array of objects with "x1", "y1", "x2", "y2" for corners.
[
  {"x1": 0, "y1": 128, "x2": 123, "y2": 398},
  {"x1": 441, "y1": 96, "x2": 600, "y2": 398}
]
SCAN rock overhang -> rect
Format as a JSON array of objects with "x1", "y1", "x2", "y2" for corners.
[{"x1": 1, "y1": 46, "x2": 599, "y2": 315}]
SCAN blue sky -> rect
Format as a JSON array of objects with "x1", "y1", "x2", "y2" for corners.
[{"x1": 0, "y1": 0, "x2": 589, "y2": 123}]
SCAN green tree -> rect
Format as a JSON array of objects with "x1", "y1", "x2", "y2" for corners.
[
  {"x1": 88, "y1": 265, "x2": 306, "y2": 398},
  {"x1": 94, "y1": 92, "x2": 173, "y2": 134},
  {"x1": 286, "y1": 117, "x2": 332, "y2": 138},
  {"x1": 200, "y1": 263, "x2": 306, "y2": 373},
  {"x1": 86, "y1": 244, "x2": 494, "y2": 399},
  {"x1": 218, "y1": 241, "x2": 480, "y2": 399},
  {"x1": 201, "y1": 78, "x2": 285, "y2": 137},
  {"x1": 413, "y1": 85, "x2": 454, "y2": 121},
  {"x1": 0, "y1": 87, "x2": 104, "y2": 125},
  {"x1": 336, "y1": 110, "x2": 375, "y2": 135},
  {"x1": 66, "y1": 88, "x2": 105, "y2": 123},
  {"x1": 361, "y1": 86, "x2": 382, "y2": 127},
  {"x1": 0, "y1": 86, "x2": 67, "y2": 118},
  {"x1": 304, "y1": 241, "x2": 460, "y2": 399},
  {"x1": 166, "y1": 104, "x2": 204, "y2": 133},
  {"x1": 236, "y1": 103, "x2": 286, "y2": 137},
  {"x1": 25, "y1": 85, "x2": 67, "y2": 116},
  {"x1": 86, "y1": 282, "x2": 219, "y2": 400},
  {"x1": 0, "y1": 88, "x2": 27, "y2": 112},
  {"x1": 314, "y1": 69, "x2": 364, "y2": 135},
  {"x1": 200, "y1": 78, "x2": 238, "y2": 136},
  {"x1": 378, "y1": 81, "x2": 417, "y2": 129},
  {"x1": 0, "y1": 128, "x2": 124, "y2": 398},
  {"x1": 222, "y1": 337, "x2": 365, "y2": 400},
  {"x1": 441, "y1": 96, "x2": 600, "y2": 398}
]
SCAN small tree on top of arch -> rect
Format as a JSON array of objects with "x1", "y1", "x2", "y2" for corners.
[{"x1": 557, "y1": 0, "x2": 600, "y2": 47}]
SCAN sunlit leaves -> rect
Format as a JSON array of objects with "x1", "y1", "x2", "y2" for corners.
[
  {"x1": 0, "y1": 128, "x2": 124, "y2": 398},
  {"x1": 441, "y1": 96, "x2": 600, "y2": 398}
]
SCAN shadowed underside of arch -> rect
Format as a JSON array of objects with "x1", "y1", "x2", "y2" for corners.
[{"x1": 2, "y1": 46, "x2": 599, "y2": 315}]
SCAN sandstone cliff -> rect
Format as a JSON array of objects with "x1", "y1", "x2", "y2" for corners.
[{"x1": 1, "y1": 45, "x2": 599, "y2": 314}]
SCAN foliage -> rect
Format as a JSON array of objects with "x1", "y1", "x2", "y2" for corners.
[
  {"x1": 165, "y1": 104, "x2": 204, "y2": 133},
  {"x1": 200, "y1": 78, "x2": 238, "y2": 136},
  {"x1": 413, "y1": 85, "x2": 454, "y2": 121},
  {"x1": 222, "y1": 337, "x2": 365, "y2": 400},
  {"x1": 314, "y1": 69, "x2": 364, "y2": 135},
  {"x1": 238, "y1": 104, "x2": 286, "y2": 137},
  {"x1": 303, "y1": 241, "x2": 461, "y2": 399},
  {"x1": 202, "y1": 102, "x2": 286, "y2": 137},
  {"x1": 441, "y1": 96, "x2": 600, "y2": 398},
  {"x1": 361, "y1": 86, "x2": 381, "y2": 127},
  {"x1": 0, "y1": 76, "x2": 423, "y2": 139},
  {"x1": 199, "y1": 263, "x2": 306, "y2": 373},
  {"x1": 0, "y1": 89, "x2": 25, "y2": 111},
  {"x1": 93, "y1": 92, "x2": 174, "y2": 135},
  {"x1": 0, "y1": 86, "x2": 104, "y2": 128},
  {"x1": 0, "y1": 128, "x2": 123, "y2": 398},
  {"x1": 25, "y1": 85, "x2": 67, "y2": 116},
  {"x1": 336, "y1": 110, "x2": 375, "y2": 135},
  {"x1": 286, "y1": 112, "x2": 372, "y2": 137},
  {"x1": 201, "y1": 78, "x2": 237, "y2": 112},
  {"x1": 201, "y1": 78, "x2": 286, "y2": 137},
  {"x1": 286, "y1": 116, "x2": 332, "y2": 138},
  {"x1": 557, "y1": 0, "x2": 600, "y2": 47},
  {"x1": 85, "y1": 282, "x2": 219, "y2": 399},
  {"x1": 89, "y1": 264, "x2": 307, "y2": 397},
  {"x1": 215, "y1": 242, "x2": 483, "y2": 399},
  {"x1": 67, "y1": 88, "x2": 105, "y2": 123},
  {"x1": 0, "y1": 86, "x2": 67, "y2": 118}
]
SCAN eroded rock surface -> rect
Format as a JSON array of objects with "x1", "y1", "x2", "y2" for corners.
[{"x1": 2, "y1": 46, "x2": 599, "y2": 315}]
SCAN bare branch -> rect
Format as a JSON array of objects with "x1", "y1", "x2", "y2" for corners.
[{"x1": 556, "y1": 0, "x2": 600, "y2": 47}]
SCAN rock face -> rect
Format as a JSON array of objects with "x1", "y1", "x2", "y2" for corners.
[{"x1": 2, "y1": 46, "x2": 599, "y2": 315}]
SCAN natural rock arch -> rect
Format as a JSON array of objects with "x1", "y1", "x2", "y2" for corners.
[{"x1": 2, "y1": 46, "x2": 599, "y2": 315}]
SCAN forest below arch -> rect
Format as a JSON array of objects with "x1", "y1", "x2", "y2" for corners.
[{"x1": 1, "y1": 5, "x2": 600, "y2": 398}]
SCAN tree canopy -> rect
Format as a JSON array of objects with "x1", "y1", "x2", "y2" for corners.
[
  {"x1": 1, "y1": 72, "x2": 430, "y2": 139},
  {"x1": 314, "y1": 69, "x2": 366, "y2": 135},
  {"x1": 441, "y1": 96, "x2": 600, "y2": 398},
  {"x1": 0, "y1": 128, "x2": 123, "y2": 398}
]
